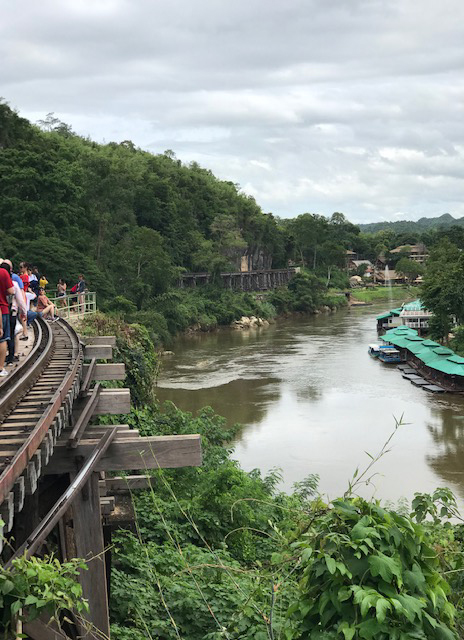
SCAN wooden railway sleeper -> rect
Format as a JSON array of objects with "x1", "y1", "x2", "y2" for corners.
[
  {"x1": 14, "y1": 477, "x2": 25, "y2": 513},
  {"x1": 0, "y1": 492, "x2": 14, "y2": 532},
  {"x1": 25, "y1": 461, "x2": 37, "y2": 495}
]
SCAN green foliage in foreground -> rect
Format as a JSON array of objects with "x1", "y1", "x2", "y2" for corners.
[
  {"x1": 0, "y1": 554, "x2": 87, "y2": 637},
  {"x1": 290, "y1": 498, "x2": 456, "y2": 639}
]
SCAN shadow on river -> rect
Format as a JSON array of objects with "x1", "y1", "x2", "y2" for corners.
[{"x1": 155, "y1": 305, "x2": 464, "y2": 507}]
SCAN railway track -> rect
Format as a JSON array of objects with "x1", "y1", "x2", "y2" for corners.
[{"x1": 0, "y1": 318, "x2": 83, "y2": 532}]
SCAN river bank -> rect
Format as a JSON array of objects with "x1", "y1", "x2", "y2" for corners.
[{"x1": 350, "y1": 284, "x2": 419, "y2": 303}]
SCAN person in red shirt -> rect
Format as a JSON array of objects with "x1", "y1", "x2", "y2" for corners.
[
  {"x1": 19, "y1": 261, "x2": 29, "y2": 291},
  {"x1": 0, "y1": 260, "x2": 14, "y2": 377}
]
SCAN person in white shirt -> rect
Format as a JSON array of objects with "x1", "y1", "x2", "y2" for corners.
[{"x1": 6, "y1": 279, "x2": 27, "y2": 365}]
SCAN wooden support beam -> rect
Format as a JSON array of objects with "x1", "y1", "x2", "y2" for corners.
[
  {"x1": 82, "y1": 362, "x2": 126, "y2": 381},
  {"x1": 0, "y1": 492, "x2": 14, "y2": 532},
  {"x1": 83, "y1": 336, "x2": 117, "y2": 346},
  {"x1": 25, "y1": 460, "x2": 38, "y2": 495},
  {"x1": 23, "y1": 616, "x2": 71, "y2": 639},
  {"x1": 5, "y1": 428, "x2": 117, "y2": 568},
  {"x1": 100, "y1": 496, "x2": 115, "y2": 515},
  {"x1": 100, "y1": 474, "x2": 153, "y2": 493},
  {"x1": 46, "y1": 434, "x2": 202, "y2": 474},
  {"x1": 83, "y1": 344, "x2": 113, "y2": 360},
  {"x1": 14, "y1": 476, "x2": 25, "y2": 512},
  {"x1": 94, "y1": 388, "x2": 130, "y2": 415},
  {"x1": 73, "y1": 472, "x2": 110, "y2": 639},
  {"x1": 81, "y1": 357, "x2": 96, "y2": 392},
  {"x1": 70, "y1": 388, "x2": 130, "y2": 421},
  {"x1": 85, "y1": 426, "x2": 138, "y2": 439}
]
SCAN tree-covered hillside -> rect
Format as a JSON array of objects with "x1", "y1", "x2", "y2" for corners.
[
  {"x1": 0, "y1": 101, "x2": 361, "y2": 334},
  {"x1": 0, "y1": 102, "x2": 287, "y2": 303},
  {"x1": 359, "y1": 213, "x2": 461, "y2": 234}
]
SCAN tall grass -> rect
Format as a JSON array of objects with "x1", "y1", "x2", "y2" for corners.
[{"x1": 351, "y1": 286, "x2": 419, "y2": 303}]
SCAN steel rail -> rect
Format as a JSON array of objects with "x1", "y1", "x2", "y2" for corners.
[
  {"x1": 0, "y1": 317, "x2": 52, "y2": 421},
  {"x1": 5, "y1": 426, "x2": 118, "y2": 567},
  {"x1": 0, "y1": 318, "x2": 83, "y2": 505}
]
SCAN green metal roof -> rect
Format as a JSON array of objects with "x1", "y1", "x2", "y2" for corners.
[
  {"x1": 406, "y1": 342, "x2": 428, "y2": 355},
  {"x1": 402, "y1": 299, "x2": 425, "y2": 312},
  {"x1": 376, "y1": 307, "x2": 403, "y2": 320},
  {"x1": 385, "y1": 335, "x2": 417, "y2": 349},
  {"x1": 433, "y1": 347, "x2": 454, "y2": 355},
  {"x1": 428, "y1": 359, "x2": 464, "y2": 377},
  {"x1": 380, "y1": 317, "x2": 464, "y2": 374},
  {"x1": 384, "y1": 327, "x2": 417, "y2": 337}
]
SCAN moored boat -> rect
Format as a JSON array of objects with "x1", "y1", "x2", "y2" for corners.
[{"x1": 377, "y1": 347, "x2": 402, "y2": 363}]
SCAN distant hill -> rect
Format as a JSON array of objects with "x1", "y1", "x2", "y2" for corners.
[{"x1": 358, "y1": 213, "x2": 464, "y2": 234}]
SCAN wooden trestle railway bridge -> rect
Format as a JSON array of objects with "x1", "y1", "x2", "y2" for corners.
[
  {"x1": 0, "y1": 318, "x2": 202, "y2": 639},
  {"x1": 178, "y1": 267, "x2": 298, "y2": 291}
]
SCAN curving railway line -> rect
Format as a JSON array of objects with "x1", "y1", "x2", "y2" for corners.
[{"x1": 0, "y1": 318, "x2": 83, "y2": 531}]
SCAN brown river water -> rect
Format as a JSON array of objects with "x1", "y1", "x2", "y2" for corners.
[{"x1": 155, "y1": 305, "x2": 464, "y2": 506}]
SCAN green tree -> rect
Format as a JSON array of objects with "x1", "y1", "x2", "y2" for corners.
[
  {"x1": 421, "y1": 240, "x2": 464, "y2": 342},
  {"x1": 112, "y1": 227, "x2": 174, "y2": 307},
  {"x1": 395, "y1": 257, "x2": 423, "y2": 282}
]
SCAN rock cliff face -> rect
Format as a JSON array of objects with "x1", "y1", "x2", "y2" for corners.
[
  {"x1": 239, "y1": 248, "x2": 273, "y2": 272},
  {"x1": 231, "y1": 316, "x2": 270, "y2": 330}
]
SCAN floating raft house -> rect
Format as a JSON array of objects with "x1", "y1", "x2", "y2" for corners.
[
  {"x1": 382, "y1": 327, "x2": 464, "y2": 391},
  {"x1": 377, "y1": 299, "x2": 433, "y2": 334}
]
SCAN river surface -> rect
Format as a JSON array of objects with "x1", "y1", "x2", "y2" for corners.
[{"x1": 155, "y1": 306, "x2": 464, "y2": 506}]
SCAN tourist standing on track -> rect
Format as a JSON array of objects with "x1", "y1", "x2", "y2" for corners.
[
  {"x1": 18, "y1": 262, "x2": 30, "y2": 341},
  {"x1": 0, "y1": 260, "x2": 14, "y2": 377},
  {"x1": 77, "y1": 274, "x2": 86, "y2": 312},
  {"x1": 2, "y1": 260, "x2": 26, "y2": 366},
  {"x1": 56, "y1": 279, "x2": 67, "y2": 308}
]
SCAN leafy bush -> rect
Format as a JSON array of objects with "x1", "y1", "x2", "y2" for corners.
[
  {"x1": 269, "y1": 273, "x2": 327, "y2": 314},
  {"x1": 0, "y1": 554, "x2": 88, "y2": 635},
  {"x1": 288, "y1": 497, "x2": 457, "y2": 639},
  {"x1": 78, "y1": 312, "x2": 160, "y2": 405}
]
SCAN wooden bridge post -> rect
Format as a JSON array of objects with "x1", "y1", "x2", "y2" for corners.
[{"x1": 71, "y1": 471, "x2": 110, "y2": 639}]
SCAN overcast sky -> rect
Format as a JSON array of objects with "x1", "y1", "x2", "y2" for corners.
[{"x1": 1, "y1": 0, "x2": 464, "y2": 222}]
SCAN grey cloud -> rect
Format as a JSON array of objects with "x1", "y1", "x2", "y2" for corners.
[{"x1": 1, "y1": 0, "x2": 464, "y2": 220}]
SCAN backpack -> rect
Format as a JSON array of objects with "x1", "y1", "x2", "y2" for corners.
[{"x1": 70, "y1": 284, "x2": 78, "y2": 294}]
